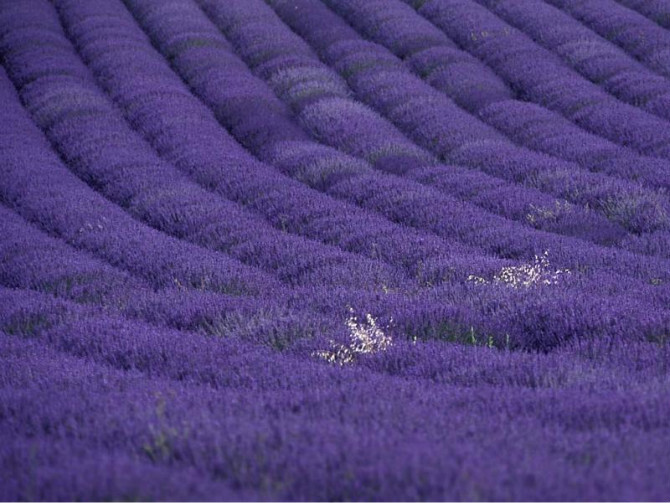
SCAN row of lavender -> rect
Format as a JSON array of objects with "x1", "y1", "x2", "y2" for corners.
[
  {"x1": 5, "y1": 0, "x2": 670, "y2": 349},
  {"x1": 321, "y1": 0, "x2": 670, "y2": 191},
  {"x1": 3, "y1": 324, "x2": 669, "y2": 501},
  {"x1": 202, "y1": 0, "x2": 670, "y2": 269},
  {"x1": 2, "y1": 0, "x2": 670, "y2": 499}
]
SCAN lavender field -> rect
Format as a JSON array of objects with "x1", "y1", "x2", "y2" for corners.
[{"x1": 1, "y1": 0, "x2": 670, "y2": 500}]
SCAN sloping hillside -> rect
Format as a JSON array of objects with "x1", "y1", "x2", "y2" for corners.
[{"x1": 1, "y1": 0, "x2": 670, "y2": 500}]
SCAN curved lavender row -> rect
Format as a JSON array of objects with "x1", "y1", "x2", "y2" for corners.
[
  {"x1": 317, "y1": 0, "x2": 670, "y2": 194},
  {"x1": 303, "y1": 97, "x2": 665, "y2": 236},
  {"x1": 44, "y1": 0, "x2": 521, "y2": 286},
  {"x1": 4, "y1": 320, "x2": 669, "y2": 432},
  {"x1": 362, "y1": 335, "x2": 670, "y2": 392},
  {"x1": 172, "y1": 0, "x2": 634, "y2": 244},
  {"x1": 479, "y1": 99, "x2": 670, "y2": 190},
  {"x1": 18, "y1": 1, "x2": 644, "y2": 354},
  {"x1": 0, "y1": 437, "x2": 254, "y2": 502},
  {"x1": 1, "y1": 178, "x2": 448, "y2": 355},
  {"x1": 0, "y1": 204, "x2": 347, "y2": 343},
  {"x1": 476, "y1": 0, "x2": 670, "y2": 122},
  {"x1": 402, "y1": 0, "x2": 670, "y2": 159},
  {"x1": 11, "y1": 0, "x2": 664, "y2": 348},
  {"x1": 3, "y1": 311, "x2": 668, "y2": 413},
  {"x1": 233, "y1": 0, "x2": 670, "y2": 237},
  {"x1": 3, "y1": 288, "x2": 669, "y2": 427},
  {"x1": 8, "y1": 235, "x2": 670, "y2": 359},
  {"x1": 189, "y1": 0, "x2": 638, "y2": 245},
  {"x1": 3, "y1": 333, "x2": 670, "y2": 500},
  {"x1": 0, "y1": 179, "x2": 549, "y2": 355},
  {"x1": 0, "y1": 213, "x2": 513, "y2": 355},
  {"x1": 290, "y1": 120, "x2": 670, "y2": 258},
  {"x1": 1, "y1": 1, "x2": 401, "y2": 291},
  {"x1": 548, "y1": 0, "x2": 670, "y2": 78},
  {"x1": 615, "y1": 0, "x2": 670, "y2": 29},
  {"x1": 132, "y1": 0, "x2": 663, "y2": 279},
  {"x1": 0, "y1": 69, "x2": 279, "y2": 296},
  {"x1": 36, "y1": 1, "x2": 521, "y2": 290},
  {"x1": 0, "y1": 203, "x2": 148, "y2": 305},
  {"x1": 398, "y1": 281, "x2": 670, "y2": 350},
  {"x1": 4, "y1": 225, "x2": 670, "y2": 355},
  {"x1": 0, "y1": 285, "x2": 339, "y2": 376},
  {"x1": 319, "y1": 0, "x2": 512, "y2": 114},
  {"x1": 172, "y1": 2, "x2": 670, "y2": 284},
  {"x1": 269, "y1": 139, "x2": 633, "y2": 247},
  {"x1": 0, "y1": 285, "x2": 490, "y2": 394}
]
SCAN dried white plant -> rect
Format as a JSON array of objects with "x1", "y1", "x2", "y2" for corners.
[
  {"x1": 468, "y1": 251, "x2": 570, "y2": 288},
  {"x1": 314, "y1": 309, "x2": 393, "y2": 366}
]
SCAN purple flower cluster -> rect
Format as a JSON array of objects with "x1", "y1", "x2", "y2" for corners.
[{"x1": 1, "y1": 0, "x2": 670, "y2": 500}]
